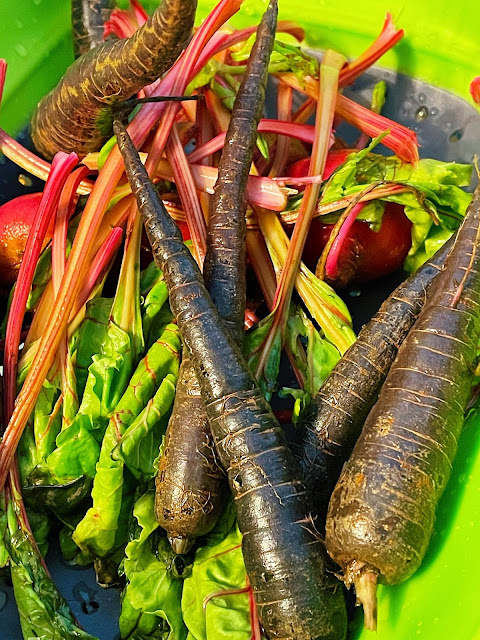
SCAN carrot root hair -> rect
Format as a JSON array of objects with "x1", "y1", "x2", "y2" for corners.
[{"x1": 353, "y1": 568, "x2": 378, "y2": 631}]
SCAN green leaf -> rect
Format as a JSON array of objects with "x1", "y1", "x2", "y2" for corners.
[
  {"x1": 283, "y1": 305, "x2": 341, "y2": 403},
  {"x1": 25, "y1": 508, "x2": 51, "y2": 559},
  {"x1": 120, "y1": 491, "x2": 187, "y2": 640},
  {"x1": 244, "y1": 313, "x2": 282, "y2": 400},
  {"x1": 74, "y1": 297, "x2": 113, "y2": 397},
  {"x1": 182, "y1": 503, "x2": 252, "y2": 640},
  {"x1": 47, "y1": 416, "x2": 101, "y2": 479},
  {"x1": 73, "y1": 325, "x2": 181, "y2": 559},
  {"x1": 256, "y1": 133, "x2": 270, "y2": 161},
  {"x1": 140, "y1": 261, "x2": 162, "y2": 295},
  {"x1": 114, "y1": 373, "x2": 178, "y2": 479},
  {"x1": 5, "y1": 500, "x2": 98, "y2": 640},
  {"x1": 142, "y1": 276, "x2": 171, "y2": 350}
]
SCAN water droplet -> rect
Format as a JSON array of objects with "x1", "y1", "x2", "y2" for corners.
[
  {"x1": 418, "y1": 93, "x2": 426, "y2": 103},
  {"x1": 0, "y1": 590, "x2": 6, "y2": 611},
  {"x1": 430, "y1": 107, "x2": 439, "y2": 116},
  {"x1": 18, "y1": 173, "x2": 32, "y2": 187},
  {"x1": 449, "y1": 129, "x2": 463, "y2": 143},
  {"x1": 349, "y1": 289, "x2": 362, "y2": 298},
  {"x1": 415, "y1": 106, "x2": 429, "y2": 122},
  {"x1": 32, "y1": 0, "x2": 42, "y2": 5},
  {"x1": 445, "y1": 121, "x2": 453, "y2": 130},
  {"x1": 14, "y1": 44, "x2": 27, "y2": 57},
  {"x1": 15, "y1": 19, "x2": 23, "y2": 29}
]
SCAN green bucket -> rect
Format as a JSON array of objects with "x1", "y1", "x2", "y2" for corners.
[{"x1": 0, "y1": 1, "x2": 479, "y2": 639}]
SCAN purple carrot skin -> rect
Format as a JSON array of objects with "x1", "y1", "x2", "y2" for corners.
[
  {"x1": 71, "y1": 0, "x2": 115, "y2": 58},
  {"x1": 326, "y1": 186, "x2": 480, "y2": 630},
  {"x1": 202, "y1": 0, "x2": 277, "y2": 341},
  {"x1": 156, "y1": 356, "x2": 228, "y2": 553},
  {"x1": 114, "y1": 118, "x2": 347, "y2": 640},
  {"x1": 31, "y1": 0, "x2": 197, "y2": 160},
  {"x1": 156, "y1": 0, "x2": 278, "y2": 554},
  {"x1": 297, "y1": 233, "x2": 455, "y2": 521}
]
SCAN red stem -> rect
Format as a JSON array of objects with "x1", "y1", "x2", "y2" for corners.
[
  {"x1": 325, "y1": 202, "x2": 367, "y2": 279},
  {"x1": 339, "y1": 13, "x2": 404, "y2": 87},
  {"x1": 189, "y1": 119, "x2": 319, "y2": 164},
  {"x1": 3, "y1": 153, "x2": 78, "y2": 424},
  {"x1": 75, "y1": 227, "x2": 124, "y2": 312},
  {"x1": 165, "y1": 127, "x2": 207, "y2": 264},
  {"x1": 52, "y1": 166, "x2": 90, "y2": 293}
]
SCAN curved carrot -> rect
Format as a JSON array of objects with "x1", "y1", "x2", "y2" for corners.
[
  {"x1": 32, "y1": 0, "x2": 197, "y2": 159},
  {"x1": 326, "y1": 186, "x2": 480, "y2": 630},
  {"x1": 71, "y1": 0, "x2": 115, "y2": 58},
  {"x1": 114, "y1": 116, "x2": 348, "y2": 640},
  {"x1": 297, "y1": 234, "x2": 455, "y2": 520}
]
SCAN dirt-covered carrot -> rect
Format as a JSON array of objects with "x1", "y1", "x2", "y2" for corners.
[
  {"x1": 31, "y1": 0, "x2": 197, "y2": 160},
  {"x1": 114, "y1": 117, "x2": 348, "y2": 640},
  {"x1": 297, "y1": 233, "x2": 455, "y2": 520},
  {"x1": 326, "y1": 186, "x2": 480, "y2": 630},
  {"x1": 71, "y1": 0, "x2": 115, "y2": 58},
  {"x1": 155, "y1": 0, "x2": 277, "y2": 555}
]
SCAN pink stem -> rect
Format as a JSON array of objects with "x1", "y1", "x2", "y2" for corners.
[
  {"x1": 3, "y1": 152, "x2": 78, "y2": 424},
  {"x1": 188, "y1": 119, "x2": 319, "y2": 163},
  {"x1": 128, "y1": 0, "x2": 244, "y2": 170},
  {"x1": 336, "y1": 93, "x2": 419, "y2": 163},
  {"x1": 339, "y1": 13, "x2": 404, "y2": 87},
  {"x1": 0, "y1": 59, "x2": 6, "y2": 103},
  {"x1": 0, "y1": 128, "x2": 93, "y2": 194},
  {"x1": 75, "y1": 227, "x2": 123, "y2": 312},
  {"x1": 157, "y1": 160, "x2": 287, "y2": 211},
  {"x1": 324, "y1": 202, "x2": 367, "y2": 279},
  {"x1": 269, "y1": 84, "x2": 293, "y2": 178},
  {"x1": 166, "y1": 127, "x2": 207, "y2": 264},
  {"x1": 51, "y1": 166, "x2": 90, "y2": 293}
]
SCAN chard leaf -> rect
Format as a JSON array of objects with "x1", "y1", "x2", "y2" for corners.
[
  {"x1": 74, "y1": 297, "x2": 113, "y2": 397},
  {"x1": 114, "y1": 373, "x2": 178, "y2": 479},
  {"x1": 5, "y1": 500, "x2": 98, "y2": 640},
  {"x1": 182, "y1": 502, "x2": 252, "y2": 640},
  {"x1": 281, "y1": 306, "x2": 341, "y2": 414},
  {"x1": 73, "y1": 325, "x2": 181, "y2": 559},
  {"x1": 119, "y1": 491, "x2": 187, "y2": 640},
  {"x1": 244, "y1": 313, "x2": 282, "y2": 400},
  {"x1": 142, "y1": 276, "x2": 171, "y2": 350},
  {"x1": 47, "y1": 416, "x2": 101, "y2": 479}
]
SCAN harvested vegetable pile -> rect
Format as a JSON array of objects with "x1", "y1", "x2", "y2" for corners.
[{"x1": 0, "y1": 1, "x2": 479, "y2": 639}]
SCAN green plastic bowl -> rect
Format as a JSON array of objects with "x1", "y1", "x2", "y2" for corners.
[{"x1": 0, "y1": 1, "x2": 479, "y2": 639}]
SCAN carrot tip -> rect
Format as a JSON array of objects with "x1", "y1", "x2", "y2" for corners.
[
  {"x1": 354, "y1": 569, "x2": 378, "y2": 631},
  {"x1": 169, "y1": 535, "x2": 193, "y2": 555}
]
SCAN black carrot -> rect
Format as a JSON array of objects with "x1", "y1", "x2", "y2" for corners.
[
  {"x1": 113, "y1": 117, "x2": 348, "y2": 640},
  {"x1": 32, "y1": 0, "x2": 197, "y2": 160},
  {"x1": 297, "y1": 233, "x2": 455, "y2": 520},
  {"x1": 326, "y1": 186, "x2": 480, "y2": 630},
  {"x1": 71, "y1": 0, "x2": 115, "y2": 59},
  {"x1": 156, "y1": 0, "x2": 277, "y2": 554},
  {"x1": 156, "y1": 355, "x2": 227, "y2": 553}
]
